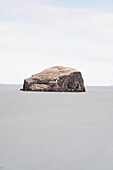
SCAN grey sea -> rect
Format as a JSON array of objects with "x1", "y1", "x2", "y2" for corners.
[{"x1": 0, "y1": 85, "x2": 113, "y2": 170}]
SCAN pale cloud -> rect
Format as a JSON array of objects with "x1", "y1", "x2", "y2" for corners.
[{"x1": 0, "y1": 1, "x2": 113, "y2": 85}]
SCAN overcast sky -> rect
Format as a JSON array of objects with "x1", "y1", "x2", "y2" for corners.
[{"x1": 0, "y1": 0, "x2": 113, "y2": 85}]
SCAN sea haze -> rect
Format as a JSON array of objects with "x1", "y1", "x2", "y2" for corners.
[{"x1": 0, "y1": 85, "x2": 113, "y2": 170}]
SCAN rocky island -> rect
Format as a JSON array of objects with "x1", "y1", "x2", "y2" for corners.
[{"x1": 22, "y1": 66, "x2": 85, "y2": 92}]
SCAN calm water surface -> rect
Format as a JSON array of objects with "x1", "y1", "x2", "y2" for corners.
[{"x1": 0, "y1": 85, "x2": 113, "y2": 170}]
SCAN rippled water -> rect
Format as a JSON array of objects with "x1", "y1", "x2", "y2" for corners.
[{"x1": 0, "y1": 85, "x2": 113, "y2": 170}]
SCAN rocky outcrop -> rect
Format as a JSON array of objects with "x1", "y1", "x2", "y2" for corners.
[{"x1": 22, "y1": 66, "x2": 85, "y2": 92}]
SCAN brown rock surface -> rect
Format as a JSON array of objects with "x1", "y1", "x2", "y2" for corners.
[{"x1": 22, "y1": 66, "x2": 85, "y2": 92}]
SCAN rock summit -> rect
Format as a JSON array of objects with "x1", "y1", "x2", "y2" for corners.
[{"x1": 22, "y1": 66, "x2": 85, "y2": 92}]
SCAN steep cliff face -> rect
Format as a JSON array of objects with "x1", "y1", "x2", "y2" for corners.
[{"x1": 22, "y1": 66, "x2": 85, "y2": 92}]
